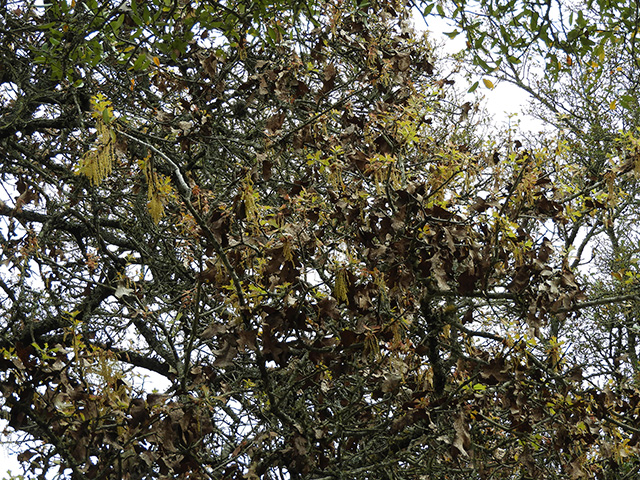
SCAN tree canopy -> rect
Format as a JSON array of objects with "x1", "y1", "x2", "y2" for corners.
[{"x1": 2, "y1": 0, "x2": 640, "y2": 479}]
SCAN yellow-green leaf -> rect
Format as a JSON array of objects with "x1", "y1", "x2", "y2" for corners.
[{"x1": 483, "y1": 78, "x2": 494, "y2": 89}]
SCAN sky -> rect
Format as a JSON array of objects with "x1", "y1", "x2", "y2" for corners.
[
  {"x1": 419, "y1": 13, "x2": 546, "y2": 135},
  {"x1": 0, "y1": 11, "x2": 541, "y2": 480}
]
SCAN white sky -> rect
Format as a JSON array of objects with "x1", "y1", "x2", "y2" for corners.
[{"x1": 420, "y1": 13, "x2": 546, "y2": 134}]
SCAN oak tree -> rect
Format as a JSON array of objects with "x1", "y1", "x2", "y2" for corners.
[
  {"x1": 2, "y1": 0, "x2": 640, "y2": 479},
  {"x1": 448, "y1": 4, "x2": 640, "y2": 472}
]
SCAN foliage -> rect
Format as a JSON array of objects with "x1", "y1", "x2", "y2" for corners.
[
  {"x1": 445, "y1": 1, "x2": 640, "y2": 462},
  {"x1": 436, "y1": 0, "x2": 640, "y2": 83},
  {"x1": 2, "y1": 0, "x2": 640, "y2": 479}
]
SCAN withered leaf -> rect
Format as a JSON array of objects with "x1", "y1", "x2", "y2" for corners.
[
  {"x1": 266, "y1": 112, "x2": 286, "y2": 134},
  {"x1": 453, "y1": 411, "x2": 471, "y2": 457}
]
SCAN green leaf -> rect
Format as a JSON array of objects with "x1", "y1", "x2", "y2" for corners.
[
  {"x1": 38, "y1": 22, "x2": 57, "y2": 30},
  {"x1": 530, "y1": 10, "x2": 539, "y2": 30},
  {"x1": 129, "y1": 0, "x2": 143, "y2": 26},
  {"x1": 111, "y1": 14, "x2": 125, "y2": 34},
  {"x1": 85, "y1": 0, "x2": 99, "y2": 14},
  {"x1": 102, "y1": 107, "x2": 112, "y2": 124},
  {"x1": 141, "y1": 5, "x2": 151, "y2": 24},
  {"x1": 468, "y1": 81, "x2": 479, "y2": 93},
  {"x1": 620, "y1": 94, "x2": 635, "y2": 109},
  {"x1": 580, "y1": 36, "x2": 595, "y2": 48},
  {"x1": 475, "y1": 56, "x2": 493, "y2": 72},
  {"x1": 423, "y1": 3, "x2": 435, "y2": 16},
  {"x1": 50, "y1": 61, "x2": 63, "y2": 80},
  {"x1": 131, "y1": 54, "x2": 147, "y2": 71}
]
